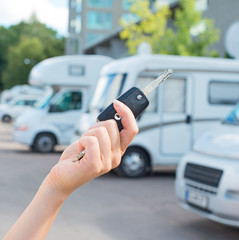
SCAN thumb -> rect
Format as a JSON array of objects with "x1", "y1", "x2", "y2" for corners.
[{"x1": 113, "y1": 100, "x2": 138, "y2": 153}]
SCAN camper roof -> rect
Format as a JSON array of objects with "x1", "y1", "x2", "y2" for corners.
[
  {"x1": 29, "y1": 55, "x2": 113, "y2": 87},
  {"x1": 101, "y1": 54, "x2": 239, "y2": 75}
]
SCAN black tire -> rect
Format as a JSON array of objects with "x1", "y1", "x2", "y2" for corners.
[
  {"x1": 2, "y1": 115, "x2": 11, "y2": 123},
  {"x1": 115, "y1": 147, "x2": 150, "y2": 178},
  {"x1": 33, "y1": 133, "x2": 56, "y2": 153},
  {"x1": 30, "y1": 145, "x2": 35, "y2": 152}
]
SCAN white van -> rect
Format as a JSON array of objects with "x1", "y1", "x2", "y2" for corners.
[
  {"x1": 0, "y1": 95, "x2": 41, "y2": 122},
  {"x1": 175, "y1": 103, "x2": 239, "y2": 227},
  {"x1": 13, "y1": 55, "x2": 113, "y2": 153},
  {"x1": 73, "y1": 54, "x2": 239, "y2": 177}
]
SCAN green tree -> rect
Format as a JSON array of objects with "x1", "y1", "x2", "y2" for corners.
[
  {"x1": 0, "y1": 15, "x2": 65, "y2": 89},
  {"x1": 2, "y1": 37, "x2": 45, "y2": 89},
  {"x1": 120, "y1": 0, "x2": 171, "y2": 55},
  {"x1": 0, "y1": 27, "x2": 10, "y2": 90},
  {"x1": 120, "y1": 0, "x2": 220, "y2": 57}
]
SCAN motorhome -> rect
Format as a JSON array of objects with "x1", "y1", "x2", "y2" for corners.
[
  {"x1": 73, "y1": 54, "x2": 239, "y2": 177},
  {"x1": 13, "y1": 55, "x2": 113, "y2": 153},
  {"x1": 175, "y1": 103, "x2": 239, "y2": 227}
]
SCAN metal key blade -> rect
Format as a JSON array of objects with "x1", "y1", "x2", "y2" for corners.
[
  {"x1": 72, "y1": 150, "x2": 85, "y2": 162},
  {"x1": 142, "y1": 68, "x2": 173, "y2": 97}
]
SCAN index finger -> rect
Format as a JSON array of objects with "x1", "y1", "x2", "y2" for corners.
[{"x1": 113, "y1": 100, "x2": 139, "y2": 154}]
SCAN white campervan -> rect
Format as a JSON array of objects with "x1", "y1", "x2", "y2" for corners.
[
  {"x1": 175, "y1": 103, "x2": 239, "y2": 227},
  {"x1": 73, "y1": 54, "x2": 239, "y2": 177},
  {"x1": 13, "y1": 55, "x2": 112, "y2": 153}
]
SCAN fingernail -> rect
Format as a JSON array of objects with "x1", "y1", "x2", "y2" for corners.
[{"x1": 113, "y1": 99, "x2": 123, "y2": 108}]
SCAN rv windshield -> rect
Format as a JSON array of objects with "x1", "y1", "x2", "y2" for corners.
[
  {"x1": 34, "y1": 93, "x2": 54, "y2": 109},
  {"x1": 90, "y1": 73, "x2": 126, "y2": 111},
  {"x1": 223, "y1": 103, "x2": 239, "y2": 125}
]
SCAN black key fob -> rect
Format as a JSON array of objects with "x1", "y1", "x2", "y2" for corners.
[{"x1": 97, "y1": 87, "x2": 149, "y2": 131}]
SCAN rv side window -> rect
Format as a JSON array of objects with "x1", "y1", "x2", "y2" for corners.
[
  {"x1": 68, "y1": 65, "x2": 85, "y2": 76},
  {"x1": 163, "y1": 78, "x2": 186, "y2": 113},
  {"x1": 136, "y1": 76, "x2": 157, "y2": 112},
  {"x1": 209, "y1": 81, "x2": 239, "y2": 105},
  {"x1": 50, "y1": 91, "x2": 82, "y2": 112}
]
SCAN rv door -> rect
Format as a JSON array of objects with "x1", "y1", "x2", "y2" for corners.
[{"x1": 159, "y1": 74, "x2": 193, "y2": 160}]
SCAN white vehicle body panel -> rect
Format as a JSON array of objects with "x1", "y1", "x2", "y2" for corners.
[
  {"x1": 74, "y1": 54, "x2": 239, "y2": 169},
  {"x1": 175, "y1": 151, "x2": 239, "y2": 227},
  {"x1": 175, "y1": 106, "x2": 239, "y2": 227},
  {"x1": 14, "y1": 55, "x2": 113, "y2": 149}
]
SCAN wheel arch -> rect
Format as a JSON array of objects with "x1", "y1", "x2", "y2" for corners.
[
  {"x1": 33, "y1": 131, "x2": 58, "y2": 145},
  {"x1": 2, "y1": 114, "x2": 12, "y2": 122},
  {"x1": 116, "y1": 145, "x2": 152, "y2": 178},
  {"x1": 127, "y1": 144, "x2": 152, "y2": 169}
]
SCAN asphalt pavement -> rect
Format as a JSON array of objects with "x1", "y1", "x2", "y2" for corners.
[{"x1": 0, "y1": 122, "x2": 239, "y2": 240}]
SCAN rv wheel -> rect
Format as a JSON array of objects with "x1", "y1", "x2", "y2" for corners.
[
  {"x1": 115, "y1": 147, "x2": 150, "y2": 178},
  {"x1": 33, "y1": 133, "x2": 56, "y2": 153},
  {"x1": 2, "y1": 114, "x2": 12, "y2": 123}
]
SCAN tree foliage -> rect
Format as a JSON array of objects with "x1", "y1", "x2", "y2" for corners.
[
  {"x1": 120, "y1": 0, "x2": 220, "y2": 57},
  {"x1": 2, "y1": 37, "x2": 45, "y2": 89},
  {"x1": 0, "y1": 15, "x2": 65, "y2": 89}
]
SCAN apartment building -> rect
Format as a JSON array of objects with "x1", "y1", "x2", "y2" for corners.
[
  {"x1": 65, "y1": 0, "x2": 135, "y2": 54},
  {"x1": 66, "y1": 0, "x2": 239, "y2": 58}
]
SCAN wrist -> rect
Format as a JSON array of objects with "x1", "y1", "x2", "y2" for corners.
[{"x1": 39, "y1": 174, "x2": 71, "y2": 205}]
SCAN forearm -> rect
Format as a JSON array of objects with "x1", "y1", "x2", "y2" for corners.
[
  {"x1": 3, "y1": 176, "x2": 67, "y2": 240},
  {"x1": 3, "y1": 101, "x2": 138, "y2": 240}
]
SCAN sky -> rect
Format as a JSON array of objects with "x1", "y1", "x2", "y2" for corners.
[{"x1": 0, "y1": 0, "x2": 68, "y2": 36}]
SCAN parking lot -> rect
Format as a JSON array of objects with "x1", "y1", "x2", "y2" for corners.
[{"x1": 0, "y1": 122, "x2": 239, "y2": 240}]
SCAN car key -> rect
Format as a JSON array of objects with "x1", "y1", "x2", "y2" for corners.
[{"x1": 73, "y1": 68, "x2": 173, "y2": 162}]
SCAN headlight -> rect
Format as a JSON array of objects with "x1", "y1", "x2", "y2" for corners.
[{"x1": 225, "y1": 190, "x2": 239, "y2": 201}]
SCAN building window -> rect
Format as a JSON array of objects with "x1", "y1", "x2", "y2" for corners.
[
  {"x1": 209, "y1": 81, "x2": 239, "y2": 105},
  {"x1": 195, "y1": 0, "x2": 208, "y2": 12},
  {"x1": 71, "y1": 0, "x2": 76, "y2": 8},
  {"x1": 87, "y1": 0, "x2": 112, "y2": 8},
  {"x1": 86, "y1": 32, "x2": 106, "y2": 45},
  {"x1": 87, "y1": 11, "x2": 112, "y2": 30},
  {"x1": 75, "y1": 15, "x2": 82, "y2": 33},
  {"x1": 122, "y1": 13, "x2": 139, "y2": 24},
  {"x1": 68, "y1": 38, "x2": 79, "y2": 54},
  {"x1": 75, "y1": 0, "x2": 82, "y2": 12},
  {"x1": 70, "y1": 19, "x2": 75, "y2": 30},
  {"x1": 122, "y1": 0, "x2": 132, "y2": 10}
]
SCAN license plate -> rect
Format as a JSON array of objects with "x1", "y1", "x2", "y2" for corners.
[{"x1": 185, "y1": 190, "x2": 208, "y2": 209}]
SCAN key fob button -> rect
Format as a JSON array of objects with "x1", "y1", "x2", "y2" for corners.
[
  {"x1": 114, "y1": 113, "x2": 121, "y2": 121},
  {"x1": 136, "y1": 94, "x2": 142, "y2": 100}
]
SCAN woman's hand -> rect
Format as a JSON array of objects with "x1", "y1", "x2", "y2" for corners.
[
  {"x1": 3, "y1": 100, "x2": 139, "y2": 240},
  {"x1": 45, "y1": 100, "x2": 139, "y2": 199}
]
